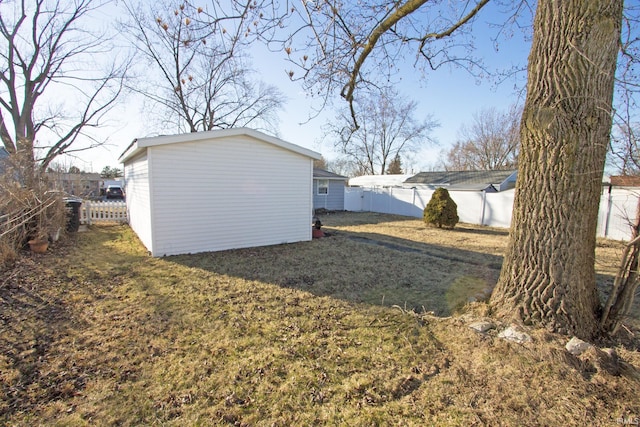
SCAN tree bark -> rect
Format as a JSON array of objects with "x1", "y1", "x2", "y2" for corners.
[{"x1": 490, "y1": 0, "x2": 622, "y2": 338}]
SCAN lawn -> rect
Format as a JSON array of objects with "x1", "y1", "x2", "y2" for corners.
[{"x1": 1, "y1": 212, "x2": 638, "y2": 426}]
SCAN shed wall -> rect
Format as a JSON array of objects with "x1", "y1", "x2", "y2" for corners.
[
  {"x1": 148, "y1": 135, "x2": 313, "y2": 256},
  {"x1": 123, "y1": 151, "x2": 153, "y2": 252}
]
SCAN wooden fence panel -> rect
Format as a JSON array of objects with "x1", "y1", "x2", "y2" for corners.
[{"x1": 81, "y1": 201, "x2": 128, "y2": 225}]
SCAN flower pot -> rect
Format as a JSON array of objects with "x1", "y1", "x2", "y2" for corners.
[{"x1": 28, "y1": 239, "x2": 49, "y2": 253}]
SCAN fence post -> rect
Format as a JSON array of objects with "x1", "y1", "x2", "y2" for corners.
[
  {"x1": 86, "y1": 201, "x2": 92, "y2": 226},
  {"x1": 480, "y1": 190, "x2": 487, "y2": 226},
  {"x1": 603, "y1": 185, "x2": 612, "y2": 239}
]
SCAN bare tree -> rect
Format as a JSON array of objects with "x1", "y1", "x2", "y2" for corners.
[
  {"x1": 601, "y1": 198, "x2": 640, "y2": 334},
  {"x1": 313, "y1": 155, "x2": 328, "y2": 170},
  {"x1": 445, "y1": 105, "x2": 520, "y2": 171},
  {"x1": 280, "y1": 0, "x2": 517, "y2": 127},
  {"x1": 609, "y1": 90, "x2": 640, "y2": 175},
  {"x1": 122, "y1": 0, "x2": 285, "y2": 134},
  {"x1": 608, "y1": 3, "x2": 640, "y2": 176},
  {"x1": 325, "y1": 157, "x2": 360, "y2": 178},
  {"x1": 609, "y1": 126, "x2": 640, "y2": 176},
  {"x1": 325, "y1": 90, "x2": 437, "y2": 175},
  {"x1": 288, "y1": 0, "x2": 629, "y2": 337},
  {"x1": 0, "y1": 0, "x2": 129, "y2": 181}
]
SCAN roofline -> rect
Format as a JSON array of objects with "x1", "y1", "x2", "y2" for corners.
[
  {"x1": 313, "y1": 169, "x2": 348, "y2": 180},
  {"x1": 119, "y1": 128, "x2": 322, "y2": 163},
  {"x1": 404, "y1": 170, "x2": 517, "y2": 185}
]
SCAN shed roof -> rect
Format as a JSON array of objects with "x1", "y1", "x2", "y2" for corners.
[
  {"x1": 609, "y1": 175, "x2": 640, "y2": 187},
  {"x1": 119, "y1": 127, "x2": 321, "y2": 164},
  {"x1": 313, "y1": 168, "x2": 348, "y2": 180},
  {"x1": 405, "y1": 170, "x2": 517, "y2": 188}
]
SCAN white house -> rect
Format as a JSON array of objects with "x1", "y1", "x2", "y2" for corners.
[
  {"x1": 119, "y1": 128, "x2": 321, "y2": 256},
  {"x1": 348, "y1": 174, "x2": 413, "y2": 188},
  {"x1": 313, "y1": 168, "x2": 348, "y2": 211}
]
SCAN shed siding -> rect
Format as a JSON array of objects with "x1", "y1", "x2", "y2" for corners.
[
  {"x1": 148, "y1": 135, "x2": 313, "y2": 256},
  {"x1": 123, "y1": 151, "x2": 153, "y2": 252},
  {"x1": 313, "y1": 179, "x2": 345, "y2": 211}
]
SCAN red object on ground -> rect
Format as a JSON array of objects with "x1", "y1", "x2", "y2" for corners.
[{"x1": 312, "y1": 228, "x2": 324, "y2": 238}]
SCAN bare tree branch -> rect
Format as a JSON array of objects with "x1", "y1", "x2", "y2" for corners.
[
  {"x1": 121, "y1": 0, "x2": 285, "y2": 134},
  {"x1": 444, "y1": 104, "x2": 521, "y2": 171},
  {"x1": 283, "y1": 0, "x2": 493, "y2": 129},
  {"x1": 325, "y1": 88, "x2": 437, "y2": 175},
  {"x1": 0, "y1": 0, "x2": 130, "y2": 178}
]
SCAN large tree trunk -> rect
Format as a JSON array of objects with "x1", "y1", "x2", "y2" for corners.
[{"x1": 490, "y1": 1, "x2": 622, "y2": 339}]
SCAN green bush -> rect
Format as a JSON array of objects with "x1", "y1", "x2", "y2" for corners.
[{"x1": 423, "y1": 187, "x2": 459, "y2": 228}]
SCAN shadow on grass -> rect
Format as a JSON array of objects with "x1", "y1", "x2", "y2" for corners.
[
  {"x1": 0, "y1": 282, "x2": 72, "y2": 416},
  {"x1": 314, "y1": 211, "x2": 421, "y2": 227},
  {"x1": 0, "y1": 245, "x2": 83, "y2": 418},
  {"x1": 451, "y1": 226, "x2": 510, "y2": 238},
  {"x1": 0, "y1": 226, "x2": 153, "y2": 420},
  {"x1": 165, "y1": 220, "x2": 625, "y2": 323},
  {"x1": 167, "y1": 229, "x2": 506, "y2": 317}
]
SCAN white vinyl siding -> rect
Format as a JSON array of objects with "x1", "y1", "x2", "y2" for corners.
[
  {"x1": 123, "y1": 151, "x2": 153, "y2": 252},
  {"x1": 147, "y1": 135, "x2": 313, "y2": 256}
]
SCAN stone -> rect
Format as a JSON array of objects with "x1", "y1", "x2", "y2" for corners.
[
  {"x1": 565, "y1": 336, "x2": 594, "y2": 356},
  {"x1": 469, "y1": 321, "x2": 495, "y2": 333},
  {"x1": 497, "y1": 325, "x2": 532, "y2": 344}
]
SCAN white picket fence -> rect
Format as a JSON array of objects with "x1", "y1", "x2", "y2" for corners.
[
  {"x1": 345, "y1": 186, "x2": 639, "y2": 241},
  {"x1": 80, "y1": 200, "x2": 128, "y2": 225}
]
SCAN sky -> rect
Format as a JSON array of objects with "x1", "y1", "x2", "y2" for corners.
[{"x1": 59, "y1": 1, "x2": 533, "y2": 175}]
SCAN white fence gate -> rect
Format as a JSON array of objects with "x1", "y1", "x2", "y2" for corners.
[
  {"x1": 345, "y1": 186, "x2": 639, "y2": 241},
  {"x1": 80, "y1": 201, "x2": 128, "y2": 225}
]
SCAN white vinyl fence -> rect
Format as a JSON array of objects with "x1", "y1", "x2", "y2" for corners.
[
  {"x1": 345, "y1": 186, "x2": 639, "y2": 241},
  {"x1": 80, "y1": 200, "x2": 128, "y2": 225}
]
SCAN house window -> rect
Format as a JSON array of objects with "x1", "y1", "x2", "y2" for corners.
[{"x1": 317, "y1": 179, "x2": 329, "y2": 195}]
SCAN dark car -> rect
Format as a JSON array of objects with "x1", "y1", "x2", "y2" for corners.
[{"x1": 105, "y1": 185, "x2": 124, "y2": 200}]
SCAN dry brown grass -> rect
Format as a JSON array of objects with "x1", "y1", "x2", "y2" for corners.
[{"x1": 0, "y1": 213, "x2": 638, "y2": 426}]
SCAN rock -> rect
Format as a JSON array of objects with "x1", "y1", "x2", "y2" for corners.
[
  {"x1": 565, "y1": 336, "x2": 594, "y2": 356},
  {"x1": 469, "y1": 321, "x2": 495, "y2": 333},
  {"x1": 497, "y1": 325, "x2": 532, "y2": 344}
]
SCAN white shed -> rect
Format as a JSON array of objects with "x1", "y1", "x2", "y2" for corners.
[{"x1": 118, "y1": 128, "x2": 321, "y2": 256}]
